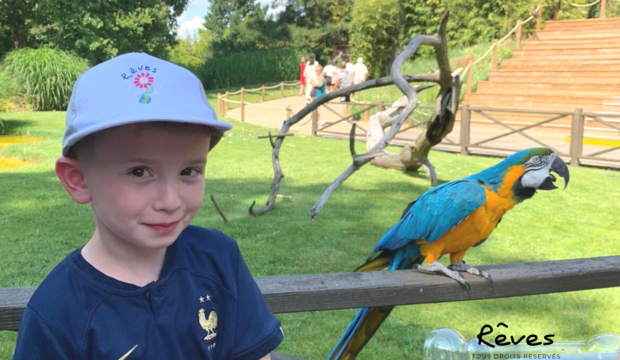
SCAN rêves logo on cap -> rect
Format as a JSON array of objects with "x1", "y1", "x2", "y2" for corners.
[{"x1": 121, "y1": 65, "x2": 159, "y2": 104}]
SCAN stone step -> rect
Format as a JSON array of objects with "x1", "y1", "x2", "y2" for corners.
[
  {"x1": 489, "y1": 69, "x2": 620, "y2": 77},
  {"x1": 499, "y1": 63, "x2": 620, "y2": 71},
  {"x1": 465, "y1": 93, "x2": 613, "y2": 104},
  {"x1": 501, "y1": 59, "x2": 620, "y2": 68},
  {"x1": 541, "y1": 24, "x2": 620, "y2": 33},
  {"x1": 487, "y1": 75, "x2": 620, "y2": 84},
  {"x1": 475, "y1": 82, "x2": 620, "y2": 97},
  {"x1": 463, "y1": 99, "x2": 620, "y2": 111},
  {"x1": 537, "y1": 32, "x2": 620, "y2": 40},
  {"x1": 545, "y1": 18, "x2": 620, "y2": 26},
  {"x1": 523, "y1": 42, "x2": 620, "y2": 50}
]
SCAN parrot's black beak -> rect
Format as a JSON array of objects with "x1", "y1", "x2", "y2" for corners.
[
  {"x1": 539, "y1": 156, "x2": 569, "y2": 190},
  {"x1": 551, "y1": 155, "x2": 569, "y2": 189}
]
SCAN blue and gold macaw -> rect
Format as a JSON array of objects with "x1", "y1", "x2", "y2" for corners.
[{"x1": 328, "y1": 148, "x2": 569, "y2": 360}]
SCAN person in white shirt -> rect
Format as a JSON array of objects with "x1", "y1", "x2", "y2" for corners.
[
  {"x1": 323, "y1": 60, "x2": 338, "y2": 92},
  {"x1": 303, "y1": 53, "x2": 318, "y2": 104},
  {"x1": 343, "y1": 55, "x2": 354, "y2": 72},
  {"x1": 353, "y1": 57, "x2": 368, "y2": 85}
]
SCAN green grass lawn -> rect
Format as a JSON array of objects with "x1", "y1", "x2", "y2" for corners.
[{"x1": 1, "y1": 110, "x2": 620, "y2": 360}]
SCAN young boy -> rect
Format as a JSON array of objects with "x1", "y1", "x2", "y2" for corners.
[{"x1": 13, "y1": 53, "x2": 283, "y2": 360}]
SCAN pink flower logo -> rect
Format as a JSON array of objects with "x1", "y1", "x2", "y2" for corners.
[{"x1": 134, "y1": 73, "x2": 154, "y2": 89}]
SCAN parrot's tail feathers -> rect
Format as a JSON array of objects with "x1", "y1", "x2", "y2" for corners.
[
  {"x1": 327, "y1": 306, "x2": 394, "y2": 360},
  {"x1": 354, "y1": 251, "x2": 393, "y2": 272}
]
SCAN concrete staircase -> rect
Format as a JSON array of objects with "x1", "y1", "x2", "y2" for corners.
[{"x1": 463, "y1": 17, "x2": 620, "y2": 142}]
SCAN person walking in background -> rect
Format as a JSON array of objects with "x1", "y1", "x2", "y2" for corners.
[
  {"x1": 353, "y1": 57, "x2": 368, "y2": 85},
  {"x1": 333, "y1": 50, "x2": 343, "y2": 68},
  {"x1": 343, "y1": 55, "x2": 354, "y2": 72},
  {"x1": 338, "y1": 61, "x2": 353, "y2": 103},
  {"x1": 312, "y1": 65, "x2": 327, "y2": 125},
  {"x1": 323, "y1": 60, "x2": 338, "y2": 93},
  {"x1": 304, "y1": 53, "x2": 317, "y2": 104},
  {"x1": 298, "y1": 56, "x2": 306, "y2": 96}
]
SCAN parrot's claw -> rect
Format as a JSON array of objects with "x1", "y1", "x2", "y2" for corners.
[
  {"x1": 448, "y1": 261, "x2": 493, "y2": 286},
  {"x1": 414, "y1": 262, "x2": 471, "y2": 294}
]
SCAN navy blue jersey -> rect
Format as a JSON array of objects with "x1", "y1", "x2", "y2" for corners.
[{"x1": 13, "y1": 226, "x2": 283, "y2": 360}]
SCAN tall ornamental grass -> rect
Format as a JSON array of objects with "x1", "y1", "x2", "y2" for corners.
[
  {"x1": 0, "y1": 67, "x2": 19, "y2": 102},
  {"x1": 194, "y1": 48, "x2": 305, "y2": 89},
  {"x1": 3, "y1": 48, "x2": 90, "y2": 111}
]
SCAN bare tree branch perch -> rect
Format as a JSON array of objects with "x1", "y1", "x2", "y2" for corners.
[{"x1": 308, "y1": 10, "x2": 455, "y2": 220}]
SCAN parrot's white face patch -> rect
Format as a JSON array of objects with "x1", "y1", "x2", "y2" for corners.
[{"x1": 521, "y1": 153, "x2": 555, "y2": 188}]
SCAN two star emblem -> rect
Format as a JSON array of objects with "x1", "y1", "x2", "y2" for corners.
[{"x1": 199, "y1": 294, "x2": 211, "y2": 303}]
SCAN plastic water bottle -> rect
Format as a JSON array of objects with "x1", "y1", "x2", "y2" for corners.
[{"x1": 423, "y1": 328, "x2": 620, "y2": 360}]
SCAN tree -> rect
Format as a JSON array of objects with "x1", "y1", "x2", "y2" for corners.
[
  {"x1": 0, "y1": 0, "x2": 190, "y2": 64},
  {"x1": 168, "y1": 29, "x2": 214, "y2": 68},
  {"x1": 204, "y1": 0, "x2": 276, "y2": 53},
  {"x1": 0, "y1": 0, "x2": 35, "y2": 49},
  {"x1": 349, "y1": 0, "x2": 403, "y2": 78}
]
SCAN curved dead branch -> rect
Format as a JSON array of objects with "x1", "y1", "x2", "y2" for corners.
[
  {"x1": 248, "y1": 73, "x2": 440, "y2": 216},
  {"x1": 307, "y1": 11, "x2": 454, "y2": 220}
]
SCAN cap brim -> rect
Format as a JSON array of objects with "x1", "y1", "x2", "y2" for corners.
[{"x1": 62, "y1": 114, "x2": 232, "y2": 157}]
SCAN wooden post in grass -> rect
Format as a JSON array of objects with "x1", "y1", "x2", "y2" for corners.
[
  {"x1": 311, "y1": 109, "x2": 318, "y2": 136},
  {"x1": 460, "y1": 103, "x2": 471, "y2": 156},
  {"x1": 240, "y1": 88, "x2": 245, "y2": 123},
  {"x1": 600, "y1": 0, "x2": 606, "y2": 18},
  {"x1": 536, "y1": 3, "x2": 542, "y2": 31},
  {"x1": 491, "y1": 39, "x2": 499, "y2": 71},
  {"x1": 364, "y1": 102, "x2": 370, "y2": 121},
  {"x1": 261, "y1": 85, "x2": 266, "y2": 102},
  {"x1": 280, "y1": 82, "x2": 284, "y2": 98},
  {"x1": 570, "y1": 108, "x2": 584, "y2": 167},
  {"x1": 466, "y1": 59, "x2": 474, "y2": 94},
  {"x1": 224, "y1": 91, "x2": 229, "y2": 116},
  {"x1": 286, "y1": 106, "x2": 292, "y2": 120},
  {"x1": 516, "y1": 20, "x2": 522, "y2": 50},
  {"x1": 377, "y1": 101, "x2": 384, "y2": 113},
  {"x1": 217, "y1": 93, "x2": 221, "y2": 115}
]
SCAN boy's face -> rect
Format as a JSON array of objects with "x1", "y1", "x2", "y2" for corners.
[{"x1": 80, "y1": 124, "x2": 211, "y2": 251}]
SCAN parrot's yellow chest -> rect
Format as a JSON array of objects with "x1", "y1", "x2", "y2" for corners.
[{"x1": 419, "y1": 166, "x2": 526, "y2": 263}]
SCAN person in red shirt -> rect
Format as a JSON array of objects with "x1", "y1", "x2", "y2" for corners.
[{"x1": 298, "y1": 56, "x2": 306, "y2": 96}]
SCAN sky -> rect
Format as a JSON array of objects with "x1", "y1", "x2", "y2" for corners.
[{"x1": 177, "y1": 0, "x2": 284, "y2": 37}]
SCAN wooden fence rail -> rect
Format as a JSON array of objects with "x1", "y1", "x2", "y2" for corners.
[
  {"x1": 457, "y1": 106, "x2": 620, "y2": 168},
  {"x1": 217, "y1": 81, "x2": 300, "y2": 122},
  {"x1": 3, "y1": 256, "x2": 620, "y2": 332}
]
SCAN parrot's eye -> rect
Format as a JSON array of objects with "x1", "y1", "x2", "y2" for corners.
[{"x1": 532, "y1": 156, "x2": 541, "y2": 164}]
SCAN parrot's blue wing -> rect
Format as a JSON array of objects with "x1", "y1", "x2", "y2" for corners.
[{"x1": 374, "y1": 179, "x2": 487, "y2": 252}]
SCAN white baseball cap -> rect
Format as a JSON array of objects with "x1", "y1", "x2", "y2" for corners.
[{"x1": 62, "y1": 52, "x2": 232, "y2": 156}]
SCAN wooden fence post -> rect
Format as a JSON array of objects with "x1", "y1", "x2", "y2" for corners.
[
  {"x1": 536, "y1": 3, "x2": 542, "y2": 31},
  {"x1": 261, "y1": 86, "x2": 266, "y2": 102},
  {"x1": 460, "y1": 104, "x2": 471, "y2": 156},
  {"x1": 217, "y1": 93, "x2": 222, "y2": 115},
  {"x1": 364, "y1": 102, "x2": 370, "y2": 121},
  {"x1": 600, "y1": 0, "x2": 606, "y2": 18},
  {"x1": 377, "y1": 101, "x2": 384, "y2": 113},
  {"x1": 224, "y1": 91, "x2": 229, "y2": 116},
  {"x1": 491, "y1": 39, "x2": 499, "y2": 71},
  {"x1": 570, "y1": 108, "x2": 584, "y2": 167},
  {"x1": 240, "y1": 88, "x2": 245, "y2": 123},
  {"x1": 516, "y1": 20, "x2": 522, "y2": 50},
  {"x1": 466, "y1": 59, "x2": 474, "y2": 94},
  {"x1": 311, "y1": 109, "x2": 318, "y2": 136},
  {"x1": 280, "y1": 82, "x2": 284, "y2": 98},
  {"x1": 286, "y1": 106, "x2": 292, "y2": 120}
]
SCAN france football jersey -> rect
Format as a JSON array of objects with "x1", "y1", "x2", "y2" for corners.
[{"x1": 13, "y1": 225, "x2": 283, "y2": 360}]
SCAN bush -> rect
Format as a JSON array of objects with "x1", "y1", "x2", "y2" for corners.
[
  {"x1": 3, "y1": 48, "x2": 90, "y2": 111},
  {"x1": 0, "y1": 66, "x2": 19, "y2": 102},
  {"x1": 194, "y1": 48, "x2": 305, "y2": 90}
]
